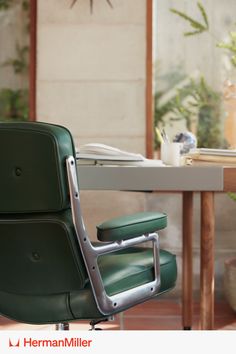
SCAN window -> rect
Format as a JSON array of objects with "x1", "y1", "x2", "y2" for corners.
[{"x1": 152, "y1": 0, "x2": 236, "y2": 151}]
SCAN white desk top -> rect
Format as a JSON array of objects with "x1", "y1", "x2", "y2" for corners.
[{"x1": 77, "y1": 165, "x2": 224, "y2": 191}]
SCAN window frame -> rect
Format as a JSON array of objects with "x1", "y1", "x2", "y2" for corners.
[
  {"x1": 146, "y1": 0, "x2": 153, "y2": 158},
  {"x1": 29, "y1": 0, "x2": 37, "y2": 121}
]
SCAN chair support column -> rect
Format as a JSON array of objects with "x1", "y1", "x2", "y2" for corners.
[{"x1": 55, "y1": 323, "x2": 69, "y2": 330}]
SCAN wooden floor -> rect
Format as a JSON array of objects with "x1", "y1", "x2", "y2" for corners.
[{"x1": 0, "y1": 299, "x2": 236, "y2": 330}]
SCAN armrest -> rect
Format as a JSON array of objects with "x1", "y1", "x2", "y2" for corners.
[{"x1": 96, "y1": 211, "x2": 167, "y2": 242}]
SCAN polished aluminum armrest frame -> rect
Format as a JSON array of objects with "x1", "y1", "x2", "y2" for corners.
[{"x1": 66, "y1": 156, "x2": 161, "y2": 315}]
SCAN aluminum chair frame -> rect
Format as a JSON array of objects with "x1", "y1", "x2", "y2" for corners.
[{"x1": 66, "y1": 156, "x2": 161, "y2": 316}]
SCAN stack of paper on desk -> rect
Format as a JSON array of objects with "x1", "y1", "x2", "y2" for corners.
[
  {"x1": 76, "y1": 143, "x2": 163, "y2": 166},
  {"x1": 188, "y1": 148, "x2": 236, "y2": 165}
]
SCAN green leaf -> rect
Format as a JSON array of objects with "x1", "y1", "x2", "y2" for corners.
[
  {"x1": 0, "y1": 0, "x2": 12, "y2": 10},
  {"x1": 170, "y1": 8, "x2": 206, "y2": 30},
  {"x1": 197, "y1": 2, "x2": 209, "y2": 29},
  {"x1": 217, "y1": 31, "x2": 236, "y2": 67},
  {"x1": 22, "y1": 0, "x2": 29, "y2": 11},
  {"x1": 184, "y1": 30, "x2": 205, "y2": 36},
  {"x1": 1, "y1": 43, "x2": 29, "y2": 74},
  {"x1": 230, "y1": 31, "x2": 236, "y2": 40},
  {"x1": 170, "y1": 5, "x2": 209, "y2": 37},
  {"x1": 0, "y1": 88, "x2": 29, "y2": 121},
  {"x1": 217, "y1": 42, "x2": 231, "y2": 49},
  {"x1": 228, "y1": 192, "x2": 236, "y2": 202},
  {"x1": 231, "y1": 55, "x2": 236, "y2": 67}
]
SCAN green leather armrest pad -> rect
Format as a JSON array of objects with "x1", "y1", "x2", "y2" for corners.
[{"x1": 97, "y1": 212, "x2": 167, "y2": 242}]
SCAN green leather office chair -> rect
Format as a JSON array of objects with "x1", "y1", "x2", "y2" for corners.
[{"x1": 0, "y1": 122, "x2": 177, "y2": 330}]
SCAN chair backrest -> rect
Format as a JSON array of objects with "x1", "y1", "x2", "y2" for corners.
[
  {"x1": 0, "y1": 122, "x2": 87, "y2": 297},
  {"x1": 0, "y1": 122, "x2": 74, "y2": 213}
]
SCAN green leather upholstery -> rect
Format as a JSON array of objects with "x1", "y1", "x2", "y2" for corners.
[
  {"x1": 0, "y1": 211, "x2": 87, "y2": 294},
  {"x1": 97, "y1": 212, "x2": 167, "y2": 241},
  {"x1": 99, "y1": 248, "x2": 176, "y2": 297},
  {"x1": 0, "y1": 122, "x2": 177, "y2": 325},
  {"x1": 0, "y1": 248, "x2": 176, "y2": 323},
  {"x1": 0, "y1": 122, "x2": 75, "y2": 213}
]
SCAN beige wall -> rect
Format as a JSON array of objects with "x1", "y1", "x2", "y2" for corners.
[
  {"x1": 37, "y1": 0, "x2": 146, "y2": 154},
  {"x1": 36, "y1": 0, "x2": 149, "y2": 270}
]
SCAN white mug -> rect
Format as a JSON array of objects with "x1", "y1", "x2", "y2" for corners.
[{"x1": 161, "y1": 142, "x2": 183, "y2": 166}]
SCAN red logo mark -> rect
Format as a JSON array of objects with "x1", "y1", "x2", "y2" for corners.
[{"x1": 9, "y1": 339, "x2": 20, "y2": 347}]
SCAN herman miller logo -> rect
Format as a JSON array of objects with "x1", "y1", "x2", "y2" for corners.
[
  {"x1": 8, "y1": 337, "x2": 92, "y2": 348},
  {"x1": 9, "y1": 339, "x2": 20, "y2": 348}
]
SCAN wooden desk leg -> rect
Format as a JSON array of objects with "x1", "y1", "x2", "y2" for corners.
[
  {"x1": 182, "y1": 192, "x2": 193, "y2": 330},
  {"x1": 200, "y1": 192, "x2": 215, "y2": 330}
]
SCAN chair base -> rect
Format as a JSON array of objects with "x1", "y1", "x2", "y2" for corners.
[
  {"x1": 89, "y1": 316, "x2": 114, "y2": 330},
  {"x1": 55, "y1": 322, "x2": 69, "y2": 330}
]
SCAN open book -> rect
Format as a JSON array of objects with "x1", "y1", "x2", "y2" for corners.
[
  {"x1": 78, "y1": 143, "x2": 144, "y2": 161},
  {"x1": 76, "y1": 143, "x2": 163, "y2": 166}
]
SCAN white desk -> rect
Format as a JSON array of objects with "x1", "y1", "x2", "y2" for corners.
[{"x1": 77, "y1": 164, "x2": 234, "y2": 330}]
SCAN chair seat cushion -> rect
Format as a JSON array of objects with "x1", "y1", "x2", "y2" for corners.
[
  {"x1": 98, "y1": 247, "x2": 176, "y2": 296},
  {"x1": 97, "y1": 212, "x2": 167, "y2": 242},
  {"x1": 71, "y1": 247, "x2": 177, "y2": 320},
  {"x1": 0, "y1": 248, "x2": 177, "y2": 323}
]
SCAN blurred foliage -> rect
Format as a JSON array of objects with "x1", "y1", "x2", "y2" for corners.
[
  {"x1": 154, "y1": 77, "x2": 227, "y2": 149},
  {"x1": 194, "y1": 78, "x2": 225, "y2": 148},
  {"x1": 0, "y1": 0, "x2": 13, "y2": 10},
  {"x1": 2, "y1": 43, "x2": 29, "y2": 74},
  {"x1": 0, "y1": 89, "x2": 28, "y2": 122},
  {"x1": 0, "y1": 0, "x2": 29, "y2": 122},
  {"x1": 0, "y1": 0, "x2": 28, "y2": 11},
  {"x1": 157, "y1": 2, "x2": 233, "y2": 149},
  {"x1": 171, "y1": 1, "x2": 236, "y2": 67},
  {"x1": 228, "y1": 192, "x2": 236, "y2": 202},
  {"x1": 218, "y1": 31, "x2": 236, "y2": 68}
]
